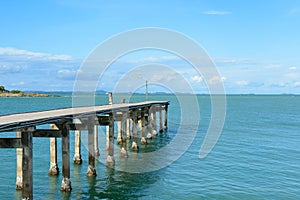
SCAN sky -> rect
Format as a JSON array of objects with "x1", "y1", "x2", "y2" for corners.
[{"x1": 0, "y1": 0, "x2": 300, "y2": 94}]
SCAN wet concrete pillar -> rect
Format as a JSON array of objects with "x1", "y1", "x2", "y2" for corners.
[
  {"x1": 126, "y1": 118, "x2": 131, "y2": 139},
  {"x1": 87, "y1": 117, "x2": 97, "y2": 176},
  {"x1": 146, "y1": 107, "x2": 152, "y2": 139},
  {"x1": 120, "y1": 112, "x2": 128, "y2": 158},
  {"x1": 16, "y1": 131, "x2": 22, "y2": 189},
  {"x1": 105, "y1": 125, "x2": 109, "y2": 151},
  {"x1": 48, "y1": 124, "x2": 59, "y2": 175},
  {"x1": 60, "y1": 123, "x2": 72, "y2": 192},
  {"x1": 141, "y1": 111, "x2": 147, "y2": 145},
  {"x1": 131, "y1": 111, "x2": 139, "y2": 151},
  {"x1": 151, "y1": 107, "x2": 158, "y2": 136},
  {"x1": 117, "y1": 120, "x2": 122, "y2": 145},
  {"x1": 73, "y1": 130, "x2": 82, "y2": 164},
  {"x1": 21, "y1": 127, "x2": 34, "y2": 200},
  {"x1": 106, "y1": 114, "x2": 115, "y2": 166},
  {"x1": 94, "y1": 125, "x2": 100, "y2": 157},
  {"x1": 159, "y1": 106, "x2": 163, "y2": 133},
  {"x1": 164, "y1": 104, "x2": 168, "y2": 131}
]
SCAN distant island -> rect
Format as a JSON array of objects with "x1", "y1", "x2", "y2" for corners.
[{"x1": 0, "y1": 85, "x2": 52, "y2": 97}]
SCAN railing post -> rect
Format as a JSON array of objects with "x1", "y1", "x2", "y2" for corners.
[{"x1": 108, "y1": 92, "x2": 113, "y2": 105}]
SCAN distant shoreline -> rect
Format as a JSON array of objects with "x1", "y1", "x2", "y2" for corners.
[{"x1": 0, "y1": 92, "x2": 54, "y2": 97}]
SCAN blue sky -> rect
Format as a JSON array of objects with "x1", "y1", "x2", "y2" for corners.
[{"x1": 0, "y1": 0, "x2": 300, "y2": 94}]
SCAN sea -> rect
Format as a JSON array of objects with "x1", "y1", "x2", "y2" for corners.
[{"x1": 0, "y1": 94, "x2": 299, "y2": 199}]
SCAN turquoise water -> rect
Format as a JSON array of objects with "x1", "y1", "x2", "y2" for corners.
[{"x1": 0, "y1": 94, "x2": 299, "y2": 199}]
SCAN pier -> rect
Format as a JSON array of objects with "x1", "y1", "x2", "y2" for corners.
[{"x1": 0, "y1": 97, "x2": 169, "y2": 199}]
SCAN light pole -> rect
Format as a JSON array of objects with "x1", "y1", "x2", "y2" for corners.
[{"x1": 130, "y1": 74, "x2": 148, "y2": 101}]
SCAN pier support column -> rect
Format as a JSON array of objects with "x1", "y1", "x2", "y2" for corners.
[
  {"x1": 131, "y1": 111, "x2": 139, "y2": 151},
  {"x1": 105, "y1": 125, "x2": 109, "y2": 151},
  {"x1": 126, "y1": 118, "x2": 131, "y2": 139},
  {"x1": 60, "y1": 123, "x2": 72, "y2": 192},
  {"x1": 87, "y1": 117, "x2": 97, "y2": 177},
  {"x1": 48, "y1": 124, "x2": 59, "y2": 175},
  {"x1": 94, "y1": 125, "x2": 100, "y2": 157},
  {"x1": 151, "y1": 107, "x2": 157, "y2": 136},
  {"x1": 164, "y1": 104, "x2": 168, "y2": 131},
  {"x1": 141, "y1": 111, "x2": 147, "y2": 145},
  {"x1": 145, "y1": 108, "x2": 152, "y2": 139},
  {"x1": 117, "y1": 120, "x2": 122, "y2": 145},
  {"x1": 106, "y1": 114, "x2": 115, "y2": 166},
  {"x1": 73, "y1": 130, "x2": 82, "y2": 164},
  {"x1": 120, "y1": 112, "x2": 128, "y2": 158},
  {"x1": 159, "y1": 106, "x2": 163, "y2": 133},
  {"x1": 16, "y1": 131, "x2": 22, "y2": 190},
  {"x1": 21, "y1": 127, "x2": 34, "y2": 200}
]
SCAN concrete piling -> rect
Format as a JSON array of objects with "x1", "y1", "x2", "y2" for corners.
[
  {"x1": 106, "y1": 114, "x2": 115, "y2": 166},
  {"x1": 48, "y1": 124, "x2": 59, "y2": 175},
  {"x1": 94, "y1": 125, "x2": 100, "y2": 157},
  {"x1": 60, "y1": 123, "x2": 71, "y2": 192},
  {"x1": 21, "y1": 127, "x2": 34, "y2": 199},
  {"x1": 73, "y1": 130, "x2": 82, "y2": 164},
  {"x1": 16, "y1": 131, "x2": 23, "y2": 190},
  {"x1": 87, "y1": 118, "x2": 97, "y2": 177}
]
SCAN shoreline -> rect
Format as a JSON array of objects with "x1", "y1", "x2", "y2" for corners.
[{"x1": 0, "y1": 93, "x2": 53, "y2": 97}]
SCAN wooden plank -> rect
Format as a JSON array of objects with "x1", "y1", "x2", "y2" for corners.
[{"x1": 0, "y1": 138, "x2": 22, "y2": 148}]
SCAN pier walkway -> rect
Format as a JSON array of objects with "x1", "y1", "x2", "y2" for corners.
[{"x1": 0, "y1": 100, "x2": 169, "y2": 199}]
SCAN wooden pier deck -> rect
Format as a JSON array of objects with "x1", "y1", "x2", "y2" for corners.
[{"x1": 0, "y1": 100, "x2": 169, "y2": 199}]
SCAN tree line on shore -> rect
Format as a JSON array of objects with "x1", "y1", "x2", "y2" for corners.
[{"x1": 0, "y1": 85, "x2": 23, "y2": 94}]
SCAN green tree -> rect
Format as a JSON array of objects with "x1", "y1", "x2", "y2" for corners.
[
  {"x1": 11, "y1": 90, "x2": 23, "y2": 94},
  {"x1": 0, "y1": 85, "x2": 9, "y2": 93}
]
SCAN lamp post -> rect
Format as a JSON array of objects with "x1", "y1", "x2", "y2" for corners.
[{"x1": 130, "y1": 74, "x2": 148, "y2": 101}]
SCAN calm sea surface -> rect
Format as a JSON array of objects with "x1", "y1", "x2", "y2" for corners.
[{"x1": 0, "y1": 94, "x2": 299, "y2": 199}]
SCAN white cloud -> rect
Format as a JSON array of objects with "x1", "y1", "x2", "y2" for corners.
[
  {"x1": 294, "y1": 82, "x2": 300, "y2": 87},
  {"x1": 0, "y1": 47, "x2": 72, "y2": 61},
  {"x1": 285, "y1": 73, "x2": 299, "y2": 79},
  {"x1": 208, "y1": 76, "x2": 226, "y2": 84},
  {"x1": 11, "y1": 81, "x2": 25, "y2": 86},
  {"x1": 202, "y1": 11, "x2": 232, "y2": 15},
  {"x1": 191, "y1": 75, "x2": 203, "y2": 82},
  {"x1": 0, "y1": 64, "x2": 25, "y2": 74},
  {"x1": 125, "y1": 56, "x2": 180, "y2": 64},
  {"x1": 215, "y1": 58, "x2": 259, "y2": 66},
  {"x1": 289, "y1": 66, "x2": 297, "y2": 70},
  {"x1": 236, "y1": 80, "x2": 248, "y2": 86},
  {"x1": 57, "y1": 69, "x2": 78, "y2": 79}
]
